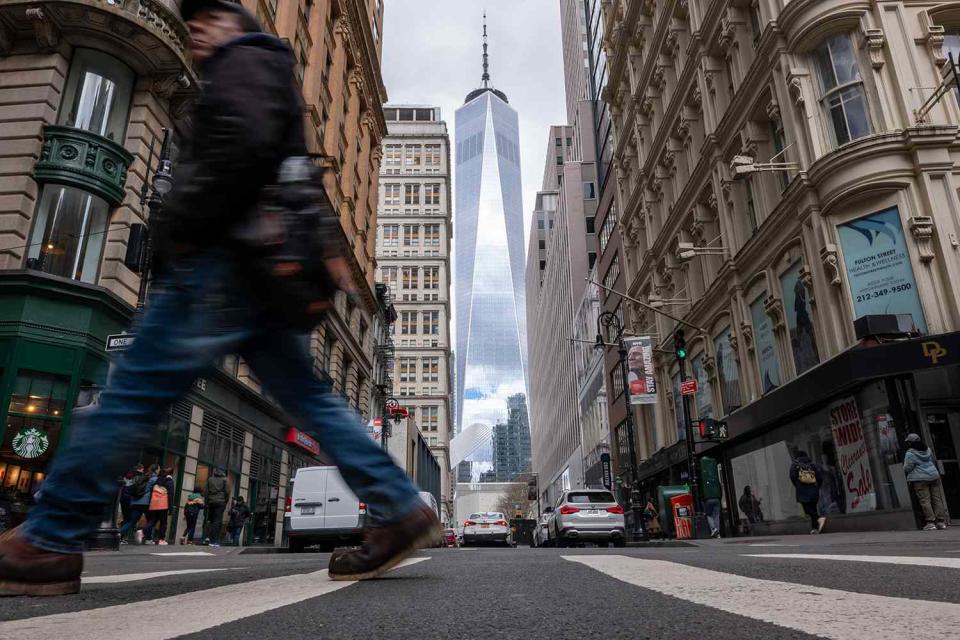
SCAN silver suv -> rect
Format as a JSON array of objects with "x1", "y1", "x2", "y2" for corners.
[{"x1": 548, "y1": 490, "x2": 626, "y2": 547}]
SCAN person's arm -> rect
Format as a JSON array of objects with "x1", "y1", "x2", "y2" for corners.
[{"x1": 903, "y1": 451, "x2": 916, "y2": 476}]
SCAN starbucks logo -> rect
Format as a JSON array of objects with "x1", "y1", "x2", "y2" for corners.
[{"x1": 12, "y1": 427, "x2": 49, "y2": 459}]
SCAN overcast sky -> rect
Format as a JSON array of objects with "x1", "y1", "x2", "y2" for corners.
[{"x1": 381, "y1": 0, "x2": 567, "y2": 240}]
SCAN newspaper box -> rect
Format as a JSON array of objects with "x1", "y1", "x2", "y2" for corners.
[{"x1": 670, "y1": 493, "x2": 694, "y2": 540}]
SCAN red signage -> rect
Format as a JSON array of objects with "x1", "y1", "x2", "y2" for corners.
[
  {"x1": 680, "y1": 379, "x2": 698, "y2": 396},
  {"x1": 285, "y1": 427, "x2": 320, "y2": 455}
]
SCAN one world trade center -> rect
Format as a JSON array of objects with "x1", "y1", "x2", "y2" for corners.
[{"x1": 454, "y1": 18, "x2": 528, "y2": 472}]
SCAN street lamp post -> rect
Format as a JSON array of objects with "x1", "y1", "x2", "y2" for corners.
[
  {"x1": 137, "y1": 128, "x2": 174, "y2": 311},
  {"x1": 383, "y1": 397, "x2": 403, "y2": 451},
  {"x1": 595, "y1": 311, "x2": 648, "y2": 542}
]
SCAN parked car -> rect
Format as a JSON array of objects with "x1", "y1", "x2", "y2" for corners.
[
  {"x1": 441, "y1": 528, "x2": 459, "y2": 547},
  {"x1": 547, "y1": 490, "x2": 626, "y2": 547},
  {"x1": 532, "y1": 509, "x2": 553, "y2": 547},
  {"x1": 283, "y1": 466, "x2": 365, "y2": 552},
  {"x1": 462, "y1": 512, "x2": 513, "y2": 546}
]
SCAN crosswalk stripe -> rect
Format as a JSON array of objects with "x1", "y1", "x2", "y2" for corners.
[
  {"x1": 148, "y1": 551, "x2": 216, "y2": 557},
  {"x1": 0, "y1": 557, "x2": 430, "y2": 640},
  {"x1": 744, "y1": 553, "x2": 960, "y2": 569},
  {"x1": 83, "y1": 568, "x2": 237, "y2": 584},
  {"x1": 564, "y1": 555, "x2": 960, "y2": 640}
]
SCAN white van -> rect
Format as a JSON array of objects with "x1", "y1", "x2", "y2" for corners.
[{"x1": 283, "y1": 466, "x2": 366, "y2": 552}]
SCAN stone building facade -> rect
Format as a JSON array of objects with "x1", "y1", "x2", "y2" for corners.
[
  {"x1": 375, "y1": 105, "x2": 453, "y2": 523},
  {"x1": 601, "y1": 0, "x2": 960, "y2": 533},
  {"x1": 0, "y1": 0, "x2": 389, "y2": 545}
]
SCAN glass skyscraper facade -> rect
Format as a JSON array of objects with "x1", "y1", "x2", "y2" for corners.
[{"x1": 454, "y1": 84, "x2": 528, "y2": 470}]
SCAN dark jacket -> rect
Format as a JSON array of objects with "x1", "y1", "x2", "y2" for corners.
[
  {"x1": 229, "y1": 501, "x2": 251, "y2": 528},
  {"x1": 156, "y1": 33, "x2": 306, "y2": 270},
  {"x1": 789, "y1": 455, "x2": 822, "y2": 504},
  {"x1": 206, "y1": 470, "x2": 229, "y2": 507}
]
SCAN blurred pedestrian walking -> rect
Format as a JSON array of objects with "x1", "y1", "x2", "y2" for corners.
[
  {"x1": 181, "y1": 487, "x2": 205, "y2": 545},
  {"x1": 228, "y1": 496, "x2": 251, "y2": 546},
  {"x1": 790, "y1": 452, "x2": 826, "y2": 534}
]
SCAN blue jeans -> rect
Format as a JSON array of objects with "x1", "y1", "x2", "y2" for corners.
[
  {"x1": 704, "y1": 497, "x2": 722, "y2": 534},
  {"x1": 22, "y1": 251, "x2": 422, "y2": 554}
]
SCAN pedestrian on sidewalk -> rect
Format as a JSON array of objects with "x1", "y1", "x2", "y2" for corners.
[
  {"x1": 0, "y1": 0, "x2": 437, "y2": 596},
  {"x1": 738, "y1": 486, "x2": 762, "y2": 526},
  {"x1": 122, "y1": 465, "x2": 157, "y2": 544},
  {"x1": 228, "y1": 496, "x2": 251, "y2": 546},
  {"x1": 144, "y1": 468, "x2": 175, "y2": 545},
  {"x1": 700, "y1": 456, "x2": 723, "y2": 538},
  {"x1": 181, "y1": 487, "x2": 204, "y2": 545},
  {"x1": 204, "y1": 468, "x2": 229, "y2": 548},
  {"x1": 789, "y1": 452, "x2": 826, "y2": 534},
  {"x1": 903, "y1": 433, "x2": 947, "y2": 531}
]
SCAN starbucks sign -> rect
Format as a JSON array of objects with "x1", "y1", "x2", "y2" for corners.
[{"x1": 12, "y1": 427, "x2": 50, "y2": 459}]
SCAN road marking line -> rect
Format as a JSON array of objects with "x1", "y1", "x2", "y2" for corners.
[
  {"x1": 744, "y1": 553, "x2": 960, "y2": 569},
  {"x1": 0, "y1": 557, "x2": 430, "y2": 640},
  {"x1": 564, "y1": 555, "x2": 960, "y2": 640},
  {"x1": 148, "y1": 552, "x2": 215, "y2": 557},
  {"x1": 745, "y1": 543, "x2": 799, "y2": 547},
  {"x1": 83, "y1": 568, "x2": 238, "y2": 584}
]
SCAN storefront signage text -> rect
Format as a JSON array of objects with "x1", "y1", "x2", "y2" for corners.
[
  {"x1": 680, "y1": 379, "x2": 698, "y2": 396},
  {"x1": 285, "y1": 427, "x2": 320, "y2": 455},
  {"x1": 105, "y1": 334, "x2": 136, "y2": 352},
  {"x1": 828, "y1": 397, "x2": 877, "y2": 512}
]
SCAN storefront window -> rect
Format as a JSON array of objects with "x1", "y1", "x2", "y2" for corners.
[
  {"x1": 692, "y1": 354, "x2": 712, "y2": 419},
  {"x1": 780, "y1": 262, "x2": 819, "y2": 375},
  {"x1": 750, "y1": 293, "x2": 780, "y2": 393},
  {"x1": 1, "y1": 370, "x2": 69, "y2": 530},
  {"x1": 249, "y1": 438, "x2": 282, "y2": 544},
  {"x1": 59, "y1": 49, "x2": 134, "y2": 141},
  {"x1": 837, "y1": 206, "x2": 926, "y2": 332},
  {"x1": 25, "y1": 185, "x2": 110, "y2": 283},
  {"x1": 713, "y1": 328, "x2": 742, "y2": 414},
  {"x1": 729, "y1": 382, "x2": 906, "y2": 527}
]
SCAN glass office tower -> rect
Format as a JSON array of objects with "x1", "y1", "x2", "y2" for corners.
[{"x1": 454, "y1": 80, "x2": 528, "y2": 471}]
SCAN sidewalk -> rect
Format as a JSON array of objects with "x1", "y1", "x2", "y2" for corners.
[
  {"x1": 89, "y1": 544, "x2": 245, "y2": 555},
  {"x1": 694, "y1": 526, "x2": 960, "y2": 549}
]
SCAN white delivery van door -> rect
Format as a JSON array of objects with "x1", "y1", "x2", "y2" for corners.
[
  {"x1": 291, "y1": 467, "x2": 327, "y2": 531},
  {"x1": 323, "y1": 467, "x2": 360, "y2": 530}
]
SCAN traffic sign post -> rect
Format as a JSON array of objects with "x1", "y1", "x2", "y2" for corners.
[
  {"x1": 680, "y1": 379, "x2": 698, "y2": 396},
  {"x1": 105, "y1": 334, "x2": 136, "y2": 352}
]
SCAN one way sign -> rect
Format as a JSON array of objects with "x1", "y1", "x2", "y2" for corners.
[{"x1": 105, "y1": 334, "x2": 136, "y2": 352}]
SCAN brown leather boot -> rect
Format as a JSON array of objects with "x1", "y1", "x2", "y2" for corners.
[
  {"x1": 0, "y1": 528, "x2": 83, "y2": 596},
  {"x1": 328, "y1": 505, "x2": 440, "y2": 581}
]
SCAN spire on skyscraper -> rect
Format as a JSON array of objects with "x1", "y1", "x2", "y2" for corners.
[
  {"x1": 465, "y1": 11, "x2": 509, "y2": 104},
  {"x1": 482, "y1": 11, "x2": 490, "y2": 88}
]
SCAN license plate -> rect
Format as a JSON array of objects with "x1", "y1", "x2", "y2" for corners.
[
  {"x1": 586, "y1": 509, "x2": 602, "y2": 516},
  {"x1": 300, "y1": 506, "x2": 315, "y2": 515},
  {"x1": 481, "y1": 524, "x2": 490, "y2": 528}
]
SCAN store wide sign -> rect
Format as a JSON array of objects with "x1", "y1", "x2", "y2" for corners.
[
  {"x1": 625, "y1": 336, "x2": 657, "y2": 405},
  {"x1": 838, "y1": 206, "x2": 927, "y2": 332},
  {"x1": 828, "y1": 396, "x2": 877, "y2": 512}
]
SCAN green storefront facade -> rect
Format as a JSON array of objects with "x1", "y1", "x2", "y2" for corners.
[{"x1": 0, "y1": 270, "x2": 131, "y2": 530}]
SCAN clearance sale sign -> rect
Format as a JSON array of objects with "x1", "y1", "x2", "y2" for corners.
[{"x1": 828, "y1": 397, "x2": 877, "y2": 512}]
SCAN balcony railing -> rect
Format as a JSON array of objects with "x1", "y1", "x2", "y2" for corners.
[{"x1": 34, "y1": 126, "x2": 134, "y2": 206}]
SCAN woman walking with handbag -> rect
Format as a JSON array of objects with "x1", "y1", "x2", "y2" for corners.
[{"x1": 144, "y1": 467, "x2": 175, "y2": 545}]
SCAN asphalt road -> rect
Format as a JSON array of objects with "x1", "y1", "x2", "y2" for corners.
[{"x1": 3, "y1": 530, "x2": 960, "y2": 639}]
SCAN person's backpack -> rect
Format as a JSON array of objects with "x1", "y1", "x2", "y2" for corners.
[
  {"x1": 234, "y1": 157, "x2": 341, "y2": 330},
  {"x1": 797, "y1": 463, "x2": 817, "y2": 485},
  {"x1": 149, "y1": 484, "x2": 170, "y2": 511},
  {"x1": 185, "y1": 501, "x2": 202, "y2": 517},
  {"x1": 130, "y1": 473, "x2": 149, "y2": 500}
]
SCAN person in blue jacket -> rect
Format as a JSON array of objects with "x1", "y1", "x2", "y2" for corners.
[{"x1": 904, "y1": 433, "x2": 947, "y2": 530}]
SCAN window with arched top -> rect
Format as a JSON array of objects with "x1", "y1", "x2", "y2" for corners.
[{"x1": 813, "y1": 33, "x2": 872, "y2": 145}]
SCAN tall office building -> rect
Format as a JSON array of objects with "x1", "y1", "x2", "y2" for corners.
[
  {"x1": 454, "y1": 18, "x2": 528, "y2": 475},
  {"x1": 375, "y1": 105, "x2": 454, "y2": 523},
  {"x1": 492, "y1": 393, "x2": 532, "y2": 482}
]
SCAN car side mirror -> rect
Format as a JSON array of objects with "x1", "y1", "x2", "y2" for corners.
[{"x1": 544, "y1": 507, "x2": 554, "y2": 514}]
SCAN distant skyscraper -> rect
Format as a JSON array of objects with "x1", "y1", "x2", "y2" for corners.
[
  {"x1": 454, "y1": 16, "x2": 528, "y2": 475},
  {"x1": 493, "y1": 393, "x2": 532, "y2": 482}
]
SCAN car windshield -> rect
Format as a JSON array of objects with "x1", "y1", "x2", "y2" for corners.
[
  {"x1": 567, "y1": 492, "x2": 616, "y2": 504},
  {"x1": 469, "y1": 512, "x2": 502, "y2": 520}
]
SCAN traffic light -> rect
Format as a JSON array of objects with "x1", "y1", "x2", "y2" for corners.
[
  {"x1": 527, "y1": 476, "x2": 538, "y2": 501},
  {"x1": 674, "y1": 329, "x2": 687, "y2": 361}
]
